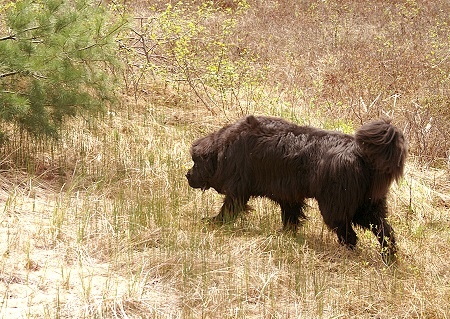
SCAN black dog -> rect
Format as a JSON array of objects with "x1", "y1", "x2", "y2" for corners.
[{"x1": 186, "y1": 115, "x2": 407, "y2": 262}]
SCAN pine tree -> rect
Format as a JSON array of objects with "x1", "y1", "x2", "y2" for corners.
[{"x1": 0, "y1": 0, "x2": 127, "y2": 141}]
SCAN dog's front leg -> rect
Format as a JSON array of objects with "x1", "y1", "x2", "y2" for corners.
[
  {"x1": 209, "y1": 195, "x2": 250, "y2": 224},
  {"x1": 279, "y1": 201, "x2": 307, "y2": 232}
]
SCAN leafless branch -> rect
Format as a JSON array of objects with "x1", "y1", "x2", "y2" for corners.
[{"x1": 0, "y1": 71, "x2": 19, "y2": 78}]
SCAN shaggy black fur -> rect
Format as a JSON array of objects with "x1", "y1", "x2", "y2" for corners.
[{"x1": 186, "y1": 115, "x2": 407, "y2": 263}]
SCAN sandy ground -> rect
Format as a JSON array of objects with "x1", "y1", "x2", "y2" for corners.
[{"x1": 0, "y1": 179, "x2": 129, "y2": 319}]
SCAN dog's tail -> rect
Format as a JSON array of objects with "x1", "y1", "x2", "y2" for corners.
[{"x1": 355, "y1": 119, "x2": 407, "y2": 199}]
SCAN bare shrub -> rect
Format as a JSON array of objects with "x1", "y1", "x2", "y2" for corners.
[{"x1": 235, "y1": 0, "x2": 450, "y2": 162}]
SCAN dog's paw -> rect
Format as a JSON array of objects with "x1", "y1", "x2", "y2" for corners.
[
  {"x1": 279, "y1": 224, "x2": 299, "y2": 234},
  {"x1": 202, "y1": 216, "x2": 223, "y2": 225},
  {"x1": 381, "y1": 248, "x2": 398, "y2": 266}
]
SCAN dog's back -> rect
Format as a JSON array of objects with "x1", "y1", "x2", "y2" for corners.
[{"x1": 233, "y1": 116, "x2": 406, "y2": 202}]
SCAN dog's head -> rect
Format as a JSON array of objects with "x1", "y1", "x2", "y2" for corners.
[
  {"x1": 186, "y1": 116, "x2": 259, "y2": 191},
  {"x1": 186, "y1": 135, "x2": 218, "y2": 190}
]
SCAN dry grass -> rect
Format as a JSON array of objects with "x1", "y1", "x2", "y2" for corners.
[
  {"x1": 0, "y1": 100, "x2": 449, "y2": 318},
  {"x1": 1, "y1": 0, "x2": 450, "y2": 318}
]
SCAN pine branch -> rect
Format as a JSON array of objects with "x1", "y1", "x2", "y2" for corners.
[
  {"x1": 78, "y1": 20, "x2": 128, "y2": 52},
  {"x1": 0, "y1": 71, "x2": 46, "y2": 79},
  {"x1": 0, "y1": 26, "x2": 42, "y2": 42}
]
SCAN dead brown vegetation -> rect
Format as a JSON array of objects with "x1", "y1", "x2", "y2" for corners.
[{"x1": 0, "y1": 0, "x2": 449, "y2": 318}]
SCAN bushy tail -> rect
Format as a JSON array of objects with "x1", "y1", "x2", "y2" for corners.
[{"x1": 355, "y1": 119, "x2": 407, "y2": 199}]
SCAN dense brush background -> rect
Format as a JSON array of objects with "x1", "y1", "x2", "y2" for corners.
[{"x1": 0, "y1": 0, "x2": 449, "y2": 318}]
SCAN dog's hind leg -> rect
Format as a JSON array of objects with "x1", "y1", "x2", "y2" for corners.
[
  {"x1": 335, "y1": 221, "x2": 358, "y2": 249},
  {"x1": 209, "y1": 195, "x2": 250, "y2": 224},
  {"x1": 375, "y1": 219, "x2": 397, "y2": 264},
  {"x1": 353, "y1": 200, "x2": 397, "y2": 264},
  {"x1": 317, "y1": 201, "x2": 358, "y2": 249},
  {"x1": 279, "y1": 201, "x2": 307, "y2": 232}
]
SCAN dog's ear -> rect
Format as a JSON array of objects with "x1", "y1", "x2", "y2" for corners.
[{"x1": 245, "y1": 115, "x2": 259, "y2": 128}]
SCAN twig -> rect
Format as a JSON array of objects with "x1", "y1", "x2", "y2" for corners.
[
  {"x1": 0, "y1": 71, "x2": 19, "y2": 78},
  {"x1": 0, "y1": 35, "x2": 16, "y2": 41}
]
